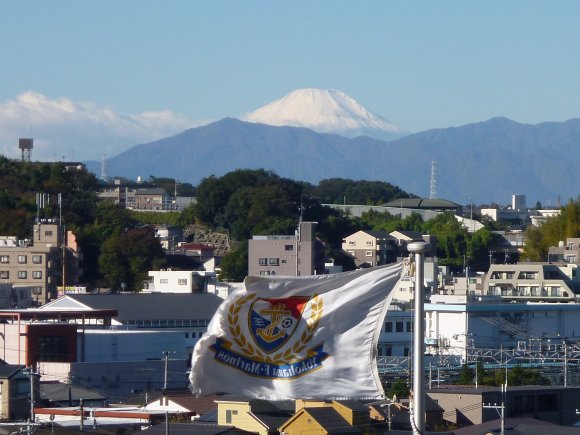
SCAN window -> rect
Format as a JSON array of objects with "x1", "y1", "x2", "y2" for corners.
[
  {"x1": 366, "y1": 240, "x2": 373, "y2": 246},
  {"x1": 32, "y1": 255, "x2": 42, "y2": 264},
  {"x1": 44, "y1": 231, "x2": 53, "y2": 237},
  {"x1": 259, "y1": 258, "x2": 268, "y2": 266},
  {"x1": 407, "y1": 321, "x2": 412, "y2": 332},
  {"x1": 32, "y1": 271, "x2": 42, "y2": 279},
  {"x1": 396, "y1": 322, "x2": 404, "y2": 332},
  {"x1": 0, "y1": 255, "x2": 8, "y2": 263},
  {"x1": 365, "y1": 251, "x2": 373, "y2": 256},
  {"x1": 177, "y1": 279, "x2": 187, "y2": 285},
  {"x1": 18, "y1": 271, "x2": 27, "y2": 279},
  {"x1": 17, "y1": 255, "x2": 27, "y2": 264},
  {"x1": 160, "y1": 279, "x2": 168, "y2": 284},
  {"x1": 0, "y1": 271, "x2": 8, "y2": 279},
  {"x1": 38, "y1": 335, "x2": 68, "y2": 362},
  {"x1": 185, "y1": 332, "x2": 189, "y2": 338},
  {"x1": 385, "y1": 322, "x2": 393, "y2": 332},
  {"x1": 348, "y1": 241, "x2": 355, "y2": 246},
  {"x1": 225, "y1": 409, "x2": 238, "y2": 424},
  {"x1": 385, "y1": 345, "x2": 392, "y2": 356},
  {"x1": 285, "y1": 245, "x2": 293, "y2": 251},
  {"x1": 404, "y1": 347, "x2": 409, "y2": 357},
  {"x1": 269, "y1": 258, "x2": 280, "y2": 266}
]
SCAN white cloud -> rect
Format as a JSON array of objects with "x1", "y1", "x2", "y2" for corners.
[{"x1": 0, "y1": 91, "x2": 203, "y2": 161}]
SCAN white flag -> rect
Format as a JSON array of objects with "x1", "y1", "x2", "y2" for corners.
[{"x1": 189, "y1": 262, "x2": 405, "y2": 400}]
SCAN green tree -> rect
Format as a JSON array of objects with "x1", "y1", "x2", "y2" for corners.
[
  {"x1": 458, "y1": 364, "x2": 474, "y2": 384},
  {"x1": 423, "y1": 213, "x2": 468, "y2": 269},
  {"x1": 389, "y1": 378, "x2": 410, "y2": 399},
  {"x1": 99, "y1": 236, "x2": 128, "y2": 289},
  {"x1": 218, "y1": 242, "x2": 248, "y2": 282},
  {"x1": 312, "y1": 178, "x2": 414, "y2": 205},
  {"x1": 523, "y1": 199, "x2": 580, "y2": 261},
  {"x1": 98, "y1": 226, "x2": 166, "y2": 291}
]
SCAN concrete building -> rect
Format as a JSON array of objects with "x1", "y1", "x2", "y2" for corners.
[
  {"x1": 248, "y1": 221, "x2": 321, "y2": 277},
  {"x1": 425, "y1": 294, "x2": 580, "y2": 358},
  {"x1": 143, "y1": 269, "x2": 216, "y2": 294},
  {"x1": 548, "y1": 237, "x2": 580, "y2": 264},
  {"x1": 530, "y1": 209, "x2": 561, "y2": 227},
  {"x1": 428, "y1": 385, "x2": 580, "y2": 427},
  {"x1": 483, "y1": 263, "x2": 580, "y2": 301},
  {"x1": 130, "y1": 187, "x2": 173, "y2": 211},
  {"x1": 481, "y1": 208, "x2": 528, "y2": 226},
  {"x1": 0, "y1": 221, "x2": 81, "y2": 304},
  {"x1": 512, "y1": 194, "x2": 526, "y2": 210},
  {"x1": 97, "y1": 180, "x2": 138, "y2": 208},
  {"x1": 342, "y1": 230, "x2": 397, "y2": 268}
]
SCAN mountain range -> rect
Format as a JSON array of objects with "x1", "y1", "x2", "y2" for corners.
[{"x1": 87, "y1": 115, "x2": 580, "y2": 205}]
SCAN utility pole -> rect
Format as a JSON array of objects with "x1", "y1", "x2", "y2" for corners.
[
  {"x1": 162, "y1": 350, "x2": 175, "y2": 390},
  {"x1": 163, "y1": 351, "x2": 169, "y2": 390},
  {"x1": 29, "y1": 367, "x2": 36, "y2": 425},
  {"x1": 79, "y1": 398, "x2": 84, "y2": 430},
  {"x1": 564, "y1": 341, "x2": 568, "y2": 388},
  {"x1": 483, "y1": 383, "x2": 506, "y2": 435}
]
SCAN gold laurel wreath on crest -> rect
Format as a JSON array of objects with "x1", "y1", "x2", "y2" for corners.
[{"x1": 226, "y1": 293, "x2": 323, "y2": 364}]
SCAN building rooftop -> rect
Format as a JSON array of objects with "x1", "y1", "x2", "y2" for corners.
[
  {"x1": 382, "y1": 198, "x2": 460, "y2": 209},
  {"x1": 41, "y1": 293, "x2": 223, "y2": 323}
]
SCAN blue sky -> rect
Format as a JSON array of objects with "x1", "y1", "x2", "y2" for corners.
[{"x1": 1, "y1": 1, "x2": 580, "y2": 160}]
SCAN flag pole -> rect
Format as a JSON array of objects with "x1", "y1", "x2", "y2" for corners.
[{"x1": 408, "y1": 241, "x2": 431, "y2": 435}]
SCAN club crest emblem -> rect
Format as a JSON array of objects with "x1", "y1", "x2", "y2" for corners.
[
  {"x1": 249, "y1": 297, "x2": 309, "y2": 354},
  {"x1": 210, "y1": 293, "x2": 329, "y2": 379}
]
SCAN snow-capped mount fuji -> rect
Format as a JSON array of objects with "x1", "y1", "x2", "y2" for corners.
[{"x1": 241, "y1": 88, "x2": 407, "y2": 140}]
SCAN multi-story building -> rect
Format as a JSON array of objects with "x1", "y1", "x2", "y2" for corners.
[
  {"x1": 483, "y1": 263, "x2": 580, "y2": 302},
  {"x1": 97, "y1": 180, "x2": 138, "y2": 208},
  {"x1": 248, "y1": 221, "x2": 322, "y2": 277},
  {"x1": 342, "y1": 230, "x2": 397, "y2": 268},
  {"x1": 0, "y1": 221, "x2": 80, "y2": 304},
  {"x1": 548, "y1": 237, "x2": 580, "y2": 264},
  {"x1": 425, "y1": 294, "x2": 580, "y2": 359},
  {"x1": 131, "y1": 187, "x2": 173, "y2": 211}
]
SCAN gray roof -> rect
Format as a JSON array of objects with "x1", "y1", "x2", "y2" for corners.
[
  {"x1": 135, "y1": 187, "x2": 169, "y2": 196},
  {"x1": 364, "y1": 231, "x2": 394, "y2": 240},
  {"x1": 61, "y1": 293, "x2": 224, "y2": 323},
  {"x1": 383, "y1": 198, "x2": 460, "y2": 209},
  {"x1": 391, "y1": 230, "x2": 424, "y2": 241},
  {"x1": 40, "y1": 381, "x2": 105, "y2": 402},
  {"x1": 0, "y1": 363, "x2": 24, "y2": 379},
  {"x1": 141, "y1": 422, "x2": 250, "y2": 434},
  {"x1": 302, "y1": 407, "x2": 358, "y2": 433}
]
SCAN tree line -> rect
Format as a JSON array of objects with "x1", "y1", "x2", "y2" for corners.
[{"x1": 2, "y1": 156, "x2": 568, "y2": 290}]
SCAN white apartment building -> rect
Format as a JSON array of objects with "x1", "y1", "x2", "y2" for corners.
[
  {"x1": 483, "y1": 263, "x2": 580, "y2": 302},
  {"x1": 425, "y1": 294, "x2": 580, "y2": 361}
]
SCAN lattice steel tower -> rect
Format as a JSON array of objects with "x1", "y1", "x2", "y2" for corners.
[{"x1": 429, "y1": 160, "x2": 437, "y2": 199}]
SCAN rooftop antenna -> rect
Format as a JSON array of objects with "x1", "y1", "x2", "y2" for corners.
[{"x1": 429, "y1": 160, "x2": 437, "y2": 199}]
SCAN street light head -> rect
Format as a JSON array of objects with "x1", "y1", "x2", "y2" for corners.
[{"x1": 407, "y1": 241, "x2": 431, "y2": 254}]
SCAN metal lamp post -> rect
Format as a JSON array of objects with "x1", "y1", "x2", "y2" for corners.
[{"x1": 408, "y1": 241, "x2": 431, "y2": 435}]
